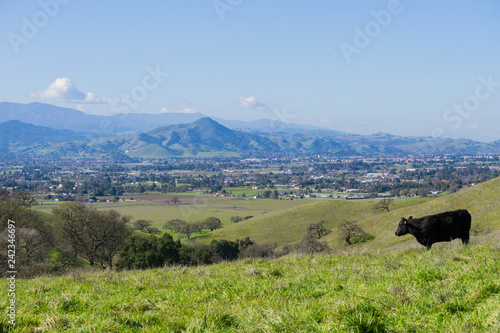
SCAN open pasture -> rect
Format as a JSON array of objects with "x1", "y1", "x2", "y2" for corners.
[{"x1": 3, "y1": 238, "x2": 500, "y2": 332}]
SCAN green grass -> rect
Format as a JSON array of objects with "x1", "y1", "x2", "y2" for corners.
[
  {"x1": 4, "y1": 179, "x2": 500, "y2": 331},
  {"x1": 33, "y1": 177, "x2": 500, "y2": 248},
  {"x1": 204, "y1": 197, "x2": 432, "y2": 245},
  {"x1": 344, "y1": 177, "x2": 500, "y2": 251},
  {"x1": 205, "y1": 200, "x2": 375, "y2": 244},
  {"x1": 204, "y1": 177, "x2": 500, "y2": 251},
  {"x1": 86, "y1": 198, "x2": 312, "y2": 225},
  {"x1": 35, "y1": 196, "x2": 316, "y2": 241},
  {"x1": 2, "y1": 237, "x2": 500, "y2": 332}
]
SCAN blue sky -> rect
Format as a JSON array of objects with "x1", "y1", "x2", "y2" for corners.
[{"x1": 1, "y1": 0, "x2": 499, "y2": 141}]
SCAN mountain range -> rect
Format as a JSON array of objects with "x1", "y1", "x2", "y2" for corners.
[
  {"x1": 88, "y1": 117, "x2": 280, "y2": 158},
  {"x1": 1, "y1": 102, "x2": 499, "y2": 158},
  {"x1": 0, "y1": 102, "x2": 339, "y2": 137}
]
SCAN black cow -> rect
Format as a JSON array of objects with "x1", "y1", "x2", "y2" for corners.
[{"x1": 395, "y1": 209, "x2": 471, "y2": 250}]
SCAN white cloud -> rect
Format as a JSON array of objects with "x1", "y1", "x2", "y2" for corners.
[
  {"x1": 32, "y1": 78, "x2": 112, "y2": 104},
  {"x1": 159, "y1": 107, "x2": 197, "y2": 114},
  {"x1": 238, "y1": 96, "x2": 267, "y2": 110},
  {"x1": 75, "y1": 104, "x2": 87, "y2": 112}
]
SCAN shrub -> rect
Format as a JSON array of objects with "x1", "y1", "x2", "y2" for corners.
[
  {"x1": 210, "y1": 239, "x2": 239, "y2": 261},
  {"x1": 240, "y1": 243, "x2": 276, "y2": 259},
  {"x1": 117, "y1": 233, "x2": 179, "y2": 270},
  {"x1": 296, "y1": 232, "x2": 331, "y2": 255},
  {"x1": 338, "y1": 221, "x2": 374, "y2": 245},
  {"x1": 230, "y1": 216, "x2": 243, "y2": 223},
  {"x1": 295, "y1": 221, "x2": 332, "y2": 255},
  {"x1": 179, "y1": 243, "x2": 214, "y2": 266}
]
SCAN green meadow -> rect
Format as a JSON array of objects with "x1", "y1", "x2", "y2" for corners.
[
  {"x1": 34, "y1": 195, "x2": 316, "y2": 241},
  {"x1": 2, "y1": 237, "x2": 499, "y2": 332},
  {"x1": 8, "y1": 177, "x2": 500, "y2": 332}
]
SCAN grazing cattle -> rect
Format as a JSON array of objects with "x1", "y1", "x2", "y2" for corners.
[{"x1": 395, "y1": 209, "x2": 471, "y2": 250}]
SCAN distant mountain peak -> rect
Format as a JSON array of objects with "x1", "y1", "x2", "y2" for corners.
[
  {"x1": 190, "y1": 117, "x2": 220, "y2": 126},
  {"x1": 3, "y1": 119, "x2": 28, "y2": 125}
]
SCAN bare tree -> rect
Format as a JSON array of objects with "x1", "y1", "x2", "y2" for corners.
[
  {"x1": 0, "y1": 189, "x2": 9, "y2": 202},
  {"x1": 0, "y1": 228, "x2": 47, "y2": 265},
  {"x1": 295, "y1": 221, "x2": 332, "y2": 254},
  {"x1": 53, "y1": 202, "x2": 88, "y2": 258},
  {"x1": 76, "y1": 208, "x2": 107, "y2": 267},
  {"x1": 171, "y1": 196, "x2": 181, "y2": 205},
  {"x1": 0, "y1": 190, "x2": 38, "y2": 207},
  {"x1": 338, "y1": 221, "x2": 373, "y2": 245},
  {"x1": 18, "y1": 228, "x2": 48, "y2": 263},
  {"x1": 53, "y1": 203, "x2": 131, "y2": 268},
  {"x1": 97, "y1": 210, "x2": 132, "y2": 269},
  {"x1": 373, "y1": 198, "x2": 393, "y2": 213},
  {"x1": 296, "y1": 233, "x2": 331, "y2": 254},
  {"x1": 307, "y1": 220, "x2": 332, "y2": 239}
]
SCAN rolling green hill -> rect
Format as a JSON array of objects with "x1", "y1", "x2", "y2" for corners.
[
  {"x1": 2, "y1": 180, "x2": 500, "y2": 332},
  {"x1": 203, "y1": 198, "x2": 430, "y2": 246},
  {"x1": 3, "y1": 237, "x2": 499, "y2": 332},
  {"x1": 337, "y1": 176, "x2": 500, "y2": 251},
  {"x1": 205, "y1": 177, "x2": 500, "y2": 250}
]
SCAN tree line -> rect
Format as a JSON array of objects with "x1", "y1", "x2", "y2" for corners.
[{"x1": 0, "y1": 191, "x2": 278, "y2": 277}]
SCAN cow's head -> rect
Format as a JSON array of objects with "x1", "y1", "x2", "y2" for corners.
[{"x1": 395, "y1": 217, "x2": 412, "y2": 236}]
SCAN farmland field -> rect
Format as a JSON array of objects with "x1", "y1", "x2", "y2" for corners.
[{"x1": 34, "y1": 194, "x2": 319, "y2": 240}]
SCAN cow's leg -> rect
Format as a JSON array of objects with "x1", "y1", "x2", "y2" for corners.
[{"x1": 462, "y1": 236, "x2": 469, "y2": 246}]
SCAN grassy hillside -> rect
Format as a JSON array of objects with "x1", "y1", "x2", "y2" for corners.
[
  {"x1": 344, "y1": 176, "x2": 500, "y2": 251},
  {"x1": 205, "y1": 177, "x2": 500, "y2": 251},
  {"x1": 2, "y1": 236, "x2": 499, "y2": 332},
  {"x1": 204, "y1": 197, "x2": 431, "y2": 245},
  {"x1": 2, "y1": 179, "x2": 500, "y2": 332}
]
